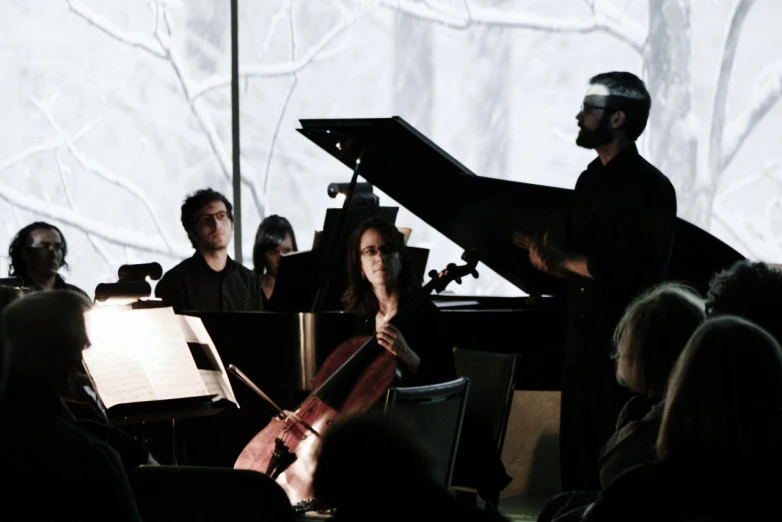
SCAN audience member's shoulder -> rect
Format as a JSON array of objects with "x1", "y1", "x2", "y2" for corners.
[{"x1": 617, "y1": 395, "x2": 657, "y2": 428}]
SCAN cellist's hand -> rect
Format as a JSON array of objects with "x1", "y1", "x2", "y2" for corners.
[{"x1": 377, "y1": 323, "x2": 421, "y2": 373}]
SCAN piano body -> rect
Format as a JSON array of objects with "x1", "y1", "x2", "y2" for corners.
[
  {"x1": 292, "y1": 116, "x2": 745, "y2": 390},
  {"x1": 177, "y1": 116, "x2": 743, "y2": 467}
]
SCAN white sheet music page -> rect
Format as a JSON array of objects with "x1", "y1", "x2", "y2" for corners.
[
  {"x1": 83, "y1": 307, "x2": 209, "y2": 409},
  {"x1": 179, "y1": 314, "x2": 238, "y2": 407}
]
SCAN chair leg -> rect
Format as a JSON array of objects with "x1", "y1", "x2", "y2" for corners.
[
  {"x1": 481, "y1": 491, "x2": 500, "y2": 514},
  {"x1": 453, "y1": 488, "x2": 478, "y2": 508}
]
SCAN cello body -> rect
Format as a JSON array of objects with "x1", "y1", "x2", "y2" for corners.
[
  {"x1": 233, "y1": 250, "x2": 479, "y2": 508},
  {"x1": 234, "y1": 335, "x2": 398, "y2": 506}
]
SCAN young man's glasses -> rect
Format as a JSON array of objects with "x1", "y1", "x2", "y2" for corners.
[{"x1": 195, "y1": 211, "x2": 230, "y2": 226}]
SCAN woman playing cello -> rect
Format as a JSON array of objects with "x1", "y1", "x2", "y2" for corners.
[{"x1": 342, "y1": 217, "x2": 457, "y2": 387}]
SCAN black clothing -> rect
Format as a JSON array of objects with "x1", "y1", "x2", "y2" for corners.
[
  {"x1": 0, "y1": 386, "x2": 142, "y2": 521},
  {"x1": 560, "y1": 143, "x2": 676, "y2": 490},
  {"x1": 20, "y1": 273, "x2": 91, "y2": 300},
  {"x1": 355, "y1": 297, "x2": 457, "y2": 387},
  {"x1": 583, "y1": 450, "x2": 782, "y2": 521},
  {"x1": 357, "y1": 298, "x2": 511, "y2": 500},
  {"x1": 597, "y1": 395, "x2": 663, "y2": 488},
  {"x1": 564, "y1": 142, "x2": 677, "y2": 363},
  {"x1": 538, "y1": 396, "x2": 664, "y2": 522},
  {"x1": 154, "y1": 253, "x2": 264, "y2": 312}
]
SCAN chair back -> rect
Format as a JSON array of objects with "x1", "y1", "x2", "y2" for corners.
[
  {"x1": 128, "y1": 465, "x2": 294, "y2": 521},
  {"x1": 384, "y1": 377, "x2": 470, "y2": 490},
  {"x1": 453, "y1": 348, "x2": 518, "y2": 451}
]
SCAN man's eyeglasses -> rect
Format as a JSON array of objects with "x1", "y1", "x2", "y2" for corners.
[
  {"x1": 195, "y1": 211, "x2": 230, "y2": 226},
  {"x1": 361, "y1": 244, "x2": 399, "y2": 257},
  {"x1": 579, "y1": 102, "x2": 609, "y2": 114}
]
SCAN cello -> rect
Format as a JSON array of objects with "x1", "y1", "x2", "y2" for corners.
[{"x1": 229, "y1": 250, "x2": 479, "y2": 509}]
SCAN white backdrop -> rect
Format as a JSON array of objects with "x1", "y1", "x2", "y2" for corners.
[{"x1": 1, "y1": 0, "x2": 780, "y2": 298}]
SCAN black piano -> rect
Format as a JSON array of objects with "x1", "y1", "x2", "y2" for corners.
[
  {"x1": 292, "y1": 116, "x2": 744, "y2": 388},
  {"x1": 178, "y1": 116, "x2": 743, "y2": 467}
]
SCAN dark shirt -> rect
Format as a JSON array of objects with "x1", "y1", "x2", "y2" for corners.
[
  {"x1": 0, "y1": 386, "x2": 142, "y2": 521},
  {"x1": 356, "y1": 298, "x2": 457, "y2": 387},
  {"x1": 20, "y1": 273, "x2": 91, "y2": 301},
  {"x1": 597, "y1": 395, "x2": 664, "y2": 488},
  {"x1": 584, "y1": 450, "x2": 782, "y2": 521},
  {"x1": 564, "y1": 143, "x2": 677, "y2": 361},
  {"x1": 64, "y1": 375, "x2": 155, "y2": 471},
  {"x1": 155, "y1": 253, "x2": 264, "y2": 312}
]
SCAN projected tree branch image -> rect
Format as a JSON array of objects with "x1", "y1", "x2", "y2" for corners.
[{"x1": 1, "y1": 0, "x2": 780, "y2": 297}]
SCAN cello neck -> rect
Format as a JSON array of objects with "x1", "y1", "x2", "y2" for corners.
[
  {"x1": 309, "y1": 285, "x2": 433, "y2": 402},
  {"x1": 310, "y1": 250, "x2": 478, "y2": 402}
]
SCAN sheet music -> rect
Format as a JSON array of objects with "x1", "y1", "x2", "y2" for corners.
[
  {"x1": 199, "y1": 370, "x2": 227, "y2": 401},
  {"x1": 83, "y1": 307, "x2": 209, "y2": 410},
  {"x1": 180, "y1": 315, "x2": 238, "y2": 407}
]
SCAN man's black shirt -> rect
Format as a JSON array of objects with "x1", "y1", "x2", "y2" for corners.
[
  {"x1": 154, "y1": 253, "x2": 264, "y2": 312},
  {"x1": 564, "y1": 142, "x2": 677, "y2": 360}
]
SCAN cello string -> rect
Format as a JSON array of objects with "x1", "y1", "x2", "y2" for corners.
[{"x1": 228, "y1": 364, "x2": 322, "y2": 438}]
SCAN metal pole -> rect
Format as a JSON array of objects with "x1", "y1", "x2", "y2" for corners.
[{"x1": 230, "y1": 0, "x2": 242, "y2": 263}]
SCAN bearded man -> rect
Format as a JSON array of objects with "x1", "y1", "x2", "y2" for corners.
[{"x1": 524, "y1": 72, "x2": 677, "y2": 491}]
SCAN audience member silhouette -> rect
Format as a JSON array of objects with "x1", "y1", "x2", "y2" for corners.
[
  {"x1": 538, "y1": 282, "x2": 705, "y2": 522},
  {"x1": 312, "y1": 411, "x2": 509, "y2": 522},
  {"x1": 583, "y1": 316, "x2": 782, "y2": 521},
  {"x1": 0, "y1": 290, "x2": 141, "y2": 521},
  {"x1": 705, "y1": 259, "x2": 782, "y2": 344}
]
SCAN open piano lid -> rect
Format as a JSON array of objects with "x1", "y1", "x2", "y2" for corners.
[{"x1": 297, "y1": 116, "x2": 744, "y2": 296}]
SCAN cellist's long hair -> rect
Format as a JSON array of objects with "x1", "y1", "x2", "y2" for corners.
[{"x1": 342, "y1": 218, "x2": 420, "y2": 317}]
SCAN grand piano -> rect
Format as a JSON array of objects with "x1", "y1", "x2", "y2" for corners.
[
  {"x1": 292, "y1": 116, "x2": 743, "y2": 385},
  {"x1": 180, "y1": 116, "x2": 743, "y2": 467}
]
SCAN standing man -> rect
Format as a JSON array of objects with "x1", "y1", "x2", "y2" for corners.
[
  {"x1": 8, "y1": 222, "x2": 90, "y2": 300},
  {"x1": 155, "y1": 188, "x2": 264, "y2": 312},
  {"x1": 523, "y1": 72, "x2": 677, "y2": 491}
]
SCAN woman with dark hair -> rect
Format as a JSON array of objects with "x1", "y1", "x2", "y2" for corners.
[
  {"x1": 342, "y1": 218, "x2": 511, "y2": 510},
  {"x1": 342, "y1": 217, "x2": 455, "y2": 386},
  {"x1": 341, "y1": 218, "x2": 511, "y2": 510},
  {"x1": 252, "y1": 215, "x2": 298, "y2": 304}
]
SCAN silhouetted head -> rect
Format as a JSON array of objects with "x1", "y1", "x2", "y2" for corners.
[
  {"x1": 313, "y1": 411, "x2": 437, "y2": 510},
  {"x1": 705, "y1": 260, "x2": 782, "y2": 345},
  {"x1": 1, "y1": 289, "x2": 93, "y2": 397},
  {"x1": 613, "y1": 282, "x2": 705, "y2": 398},
  {"x1": 657, "y1": 315, "x2": 782, "y2": 459}
]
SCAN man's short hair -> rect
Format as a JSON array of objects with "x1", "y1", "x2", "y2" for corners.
[
  {"x1": 588, "y1": 71, "x2": 652, "y2": 141},
  {"x1": 179, "y1": 188, "x2": 234, "y2": 247},
  {"x1": 705, "y1": 260, "x2": 782, "y2": 345}
]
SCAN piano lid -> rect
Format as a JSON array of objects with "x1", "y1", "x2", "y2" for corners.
[{"x1": 297, "y1": 116, "x2": 744, "y2": 297}]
